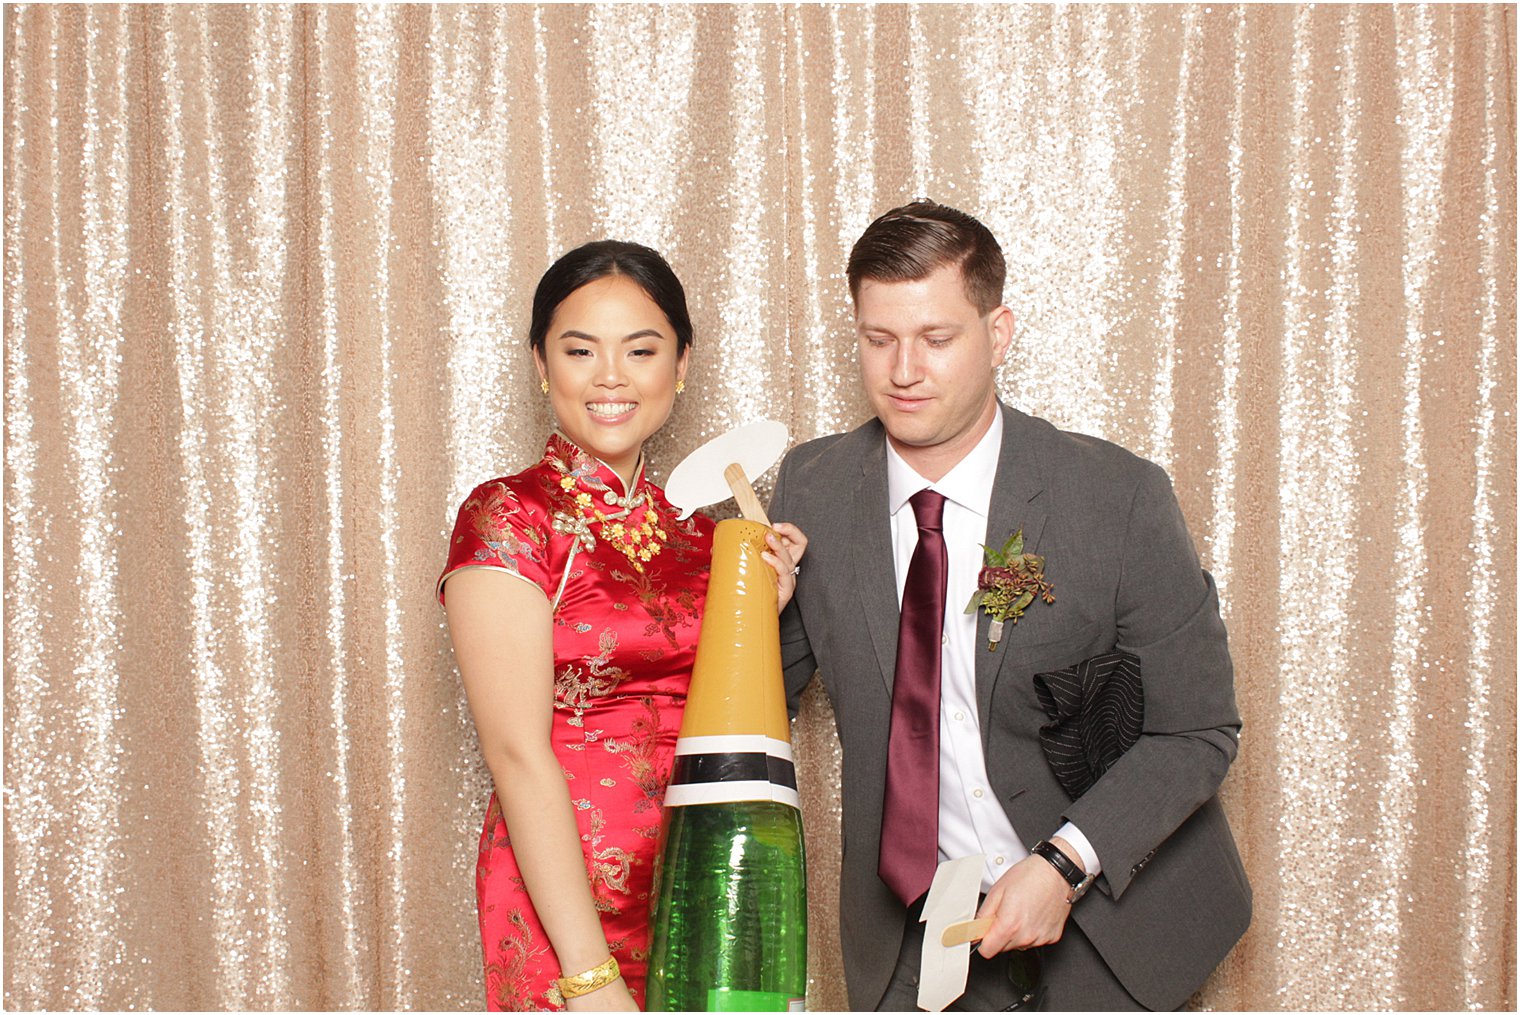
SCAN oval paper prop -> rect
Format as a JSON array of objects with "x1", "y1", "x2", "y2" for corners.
[{"x1": 665, "y1": 420, "x2": 789, "y2": 521}]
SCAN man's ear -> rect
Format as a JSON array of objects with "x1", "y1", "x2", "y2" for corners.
[{"x1": 989, "y1": 305, "x2": 1016, "y2": 367}]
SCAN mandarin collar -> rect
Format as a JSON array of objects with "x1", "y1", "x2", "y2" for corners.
[{"x1": 546, "y1": 430, "x2": 647, "y2": 501}]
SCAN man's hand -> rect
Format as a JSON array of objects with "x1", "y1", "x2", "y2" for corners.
[{"x1": 974, "y1": 838, "x2": 1083, "y2": 958}]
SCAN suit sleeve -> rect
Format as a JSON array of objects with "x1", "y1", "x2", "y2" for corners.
[
  {"x1": 768, "y1": 454, "x2": 818, "y2": 717},
  {"x1": 1061, "y1": 461, "x2": 1240, "y2": 900}
]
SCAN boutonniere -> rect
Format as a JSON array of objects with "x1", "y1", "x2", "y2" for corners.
[{"x1": 963, "y1": 529, "x2": 1056, "y2": 651}]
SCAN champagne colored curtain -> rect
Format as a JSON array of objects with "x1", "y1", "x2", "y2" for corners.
[{"x1": 4, "y1": 4, "x2": 1513, "y2": 1010}]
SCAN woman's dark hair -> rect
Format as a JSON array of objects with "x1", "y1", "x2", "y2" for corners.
[{"x1": 528, "y1": 240, "x2": 693, "y2": 357}]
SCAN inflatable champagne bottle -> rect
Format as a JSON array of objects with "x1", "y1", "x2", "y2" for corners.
[{"x1": 647, "y1": 424, "x2": 808, "y2": 1013}]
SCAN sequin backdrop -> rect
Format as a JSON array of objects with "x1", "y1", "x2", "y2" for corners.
[{"x1": 3, "y1": 4, "x2": 1514, "y2": 1010}]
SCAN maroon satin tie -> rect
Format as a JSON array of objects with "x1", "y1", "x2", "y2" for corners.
[{"x1": 879, "y1": 489, "x2": 948, "y2": 906}]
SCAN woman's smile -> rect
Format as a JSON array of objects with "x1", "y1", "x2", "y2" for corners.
[{"x1": 585, "y1": 400, "x2": 639, "y2": 422}]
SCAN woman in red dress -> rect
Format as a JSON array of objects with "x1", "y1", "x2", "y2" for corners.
[{"x1": 439, "y1": 242, "x2": 805, "y2": 1011}]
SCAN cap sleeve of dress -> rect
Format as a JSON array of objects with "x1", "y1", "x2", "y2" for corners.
[{"x1": 437, "y1": 479, "x2": 554, "y2": 606}]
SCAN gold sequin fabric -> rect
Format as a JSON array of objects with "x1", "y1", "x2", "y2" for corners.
[{"x1": 3, "y1": 5, "x2": 1514, "y2": 1010}]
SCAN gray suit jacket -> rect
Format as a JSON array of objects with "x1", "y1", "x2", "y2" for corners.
[{"x1": 770, "y1": 404, "x2": 1251, "y2": 1011}]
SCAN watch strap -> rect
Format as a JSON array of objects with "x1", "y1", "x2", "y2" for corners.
[{"x1": 1032, "y1": 839, "x2": 1096, "y2": 903}]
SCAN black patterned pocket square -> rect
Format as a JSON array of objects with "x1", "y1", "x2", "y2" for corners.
[{"x1": 1032, "y1": 650, "x2": 1143, "y2": 800}]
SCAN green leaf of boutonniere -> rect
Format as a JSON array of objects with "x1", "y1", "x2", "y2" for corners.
[{"x1": 971, "y1": 528, "x2": 1056, "y2": 650}]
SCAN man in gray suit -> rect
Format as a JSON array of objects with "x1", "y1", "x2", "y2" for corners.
[{"x1": 770, "y1": 201, "x2": 1250, "y2": 1011}]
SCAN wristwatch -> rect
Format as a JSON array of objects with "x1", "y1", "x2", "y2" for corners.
[{"x1": 1031, "y1": 839, "x2": 1096, "y2": 904}]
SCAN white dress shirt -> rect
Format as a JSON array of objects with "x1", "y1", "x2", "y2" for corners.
[{"x1": 885, "y1": 409, "x2": 1101, "y2": 892}]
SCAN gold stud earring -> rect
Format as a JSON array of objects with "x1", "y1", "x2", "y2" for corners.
[
  {"x1": 541, "y1": 379, "x2": 549, "y2": 395},
  {"x1": 676, "y1": 380, "x2": 686, "y2": 395}
]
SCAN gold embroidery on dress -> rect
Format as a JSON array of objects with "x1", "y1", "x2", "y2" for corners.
[
  {"x1": 484, "y1": 909, "x2": 550, "y2": 1011},
  {"x1": 580, "y1": 806, "x2": 636, "y2": 914},
  {"x1": 462, "y1": 481, "x2": 547, "y2": 574},
  {"x1": 604, "y1": 696, "x2": 668, "y2": 818},
  {"x1": 480, "y1": 795, "x2": 511, "y2": 855},
  {"x1": 555, "y1": 631, "x2": 629, "y2": 707},
  {"x1": 607, "y1": 565, "x2": 700, "y2": 647}
]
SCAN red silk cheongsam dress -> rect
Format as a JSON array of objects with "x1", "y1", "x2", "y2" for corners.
[{"x1": 438, "y1": 433, "x2": 715, "y2": 1011}]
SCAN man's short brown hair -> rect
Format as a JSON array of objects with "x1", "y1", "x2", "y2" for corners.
[{"x1": 846, "y1": 200, "x2": 1006, "y2": 315}]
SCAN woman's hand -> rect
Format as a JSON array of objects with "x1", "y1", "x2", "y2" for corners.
[
  {"x1": 563, "y1": 976, "x2": 639, "y2": 1012},
  {"x1": 763, "y1": 521, "x2": 809, "y2": 613}
]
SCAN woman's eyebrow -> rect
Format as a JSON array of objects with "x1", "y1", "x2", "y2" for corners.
[{"x1": 550, "y1": 331, "x2": 662, "y2": 343}]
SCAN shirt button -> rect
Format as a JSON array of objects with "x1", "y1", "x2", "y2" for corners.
[
  {"x1": 994, "y1": 855, "x2": 1006, "y2": 865},
  {"x1": 942, "y1": 633, "x2": 948, "y2": 646},
  {"x1": 973, "y1": 788, "x2": 984, "y2": 798},
  {"x1": 954, "y1": 711, "x2": 965, "y2": 722}
]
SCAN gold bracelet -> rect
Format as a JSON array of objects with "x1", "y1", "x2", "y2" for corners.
[{"x1": 557, "y1": 954, "x2": 620, "y2": 1000}]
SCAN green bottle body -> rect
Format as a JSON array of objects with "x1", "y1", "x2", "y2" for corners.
[{"x1": 645, "y1": 800, "x2": 808, "y2": 1012}]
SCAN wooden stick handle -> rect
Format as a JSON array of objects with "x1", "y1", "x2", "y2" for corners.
[
  {"x1": 723, "y1": 463, "x2": 771, "y2": 526},
  {"x1": 940, "y1": 918, "x2": 992, "y2": 948}
]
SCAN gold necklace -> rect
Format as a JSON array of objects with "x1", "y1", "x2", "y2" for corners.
[
  {"x1": 554, "y1": 477, "x2": 668, "y2": 572},
  {"x1": 591, "y1": 491, "x2": 666, "y2": 572}
]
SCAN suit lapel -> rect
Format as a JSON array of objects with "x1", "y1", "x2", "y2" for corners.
[
  {"x1": 852, "y1": 433, "x2": 900, "y2": 695},
  {"x1": 975, "y1": 405, "x2": 1049, "y2": 748}
]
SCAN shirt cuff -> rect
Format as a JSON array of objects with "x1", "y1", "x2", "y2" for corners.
[{"x1": 1053, "y1": 821, "x2": 1101, "y2": 876}]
